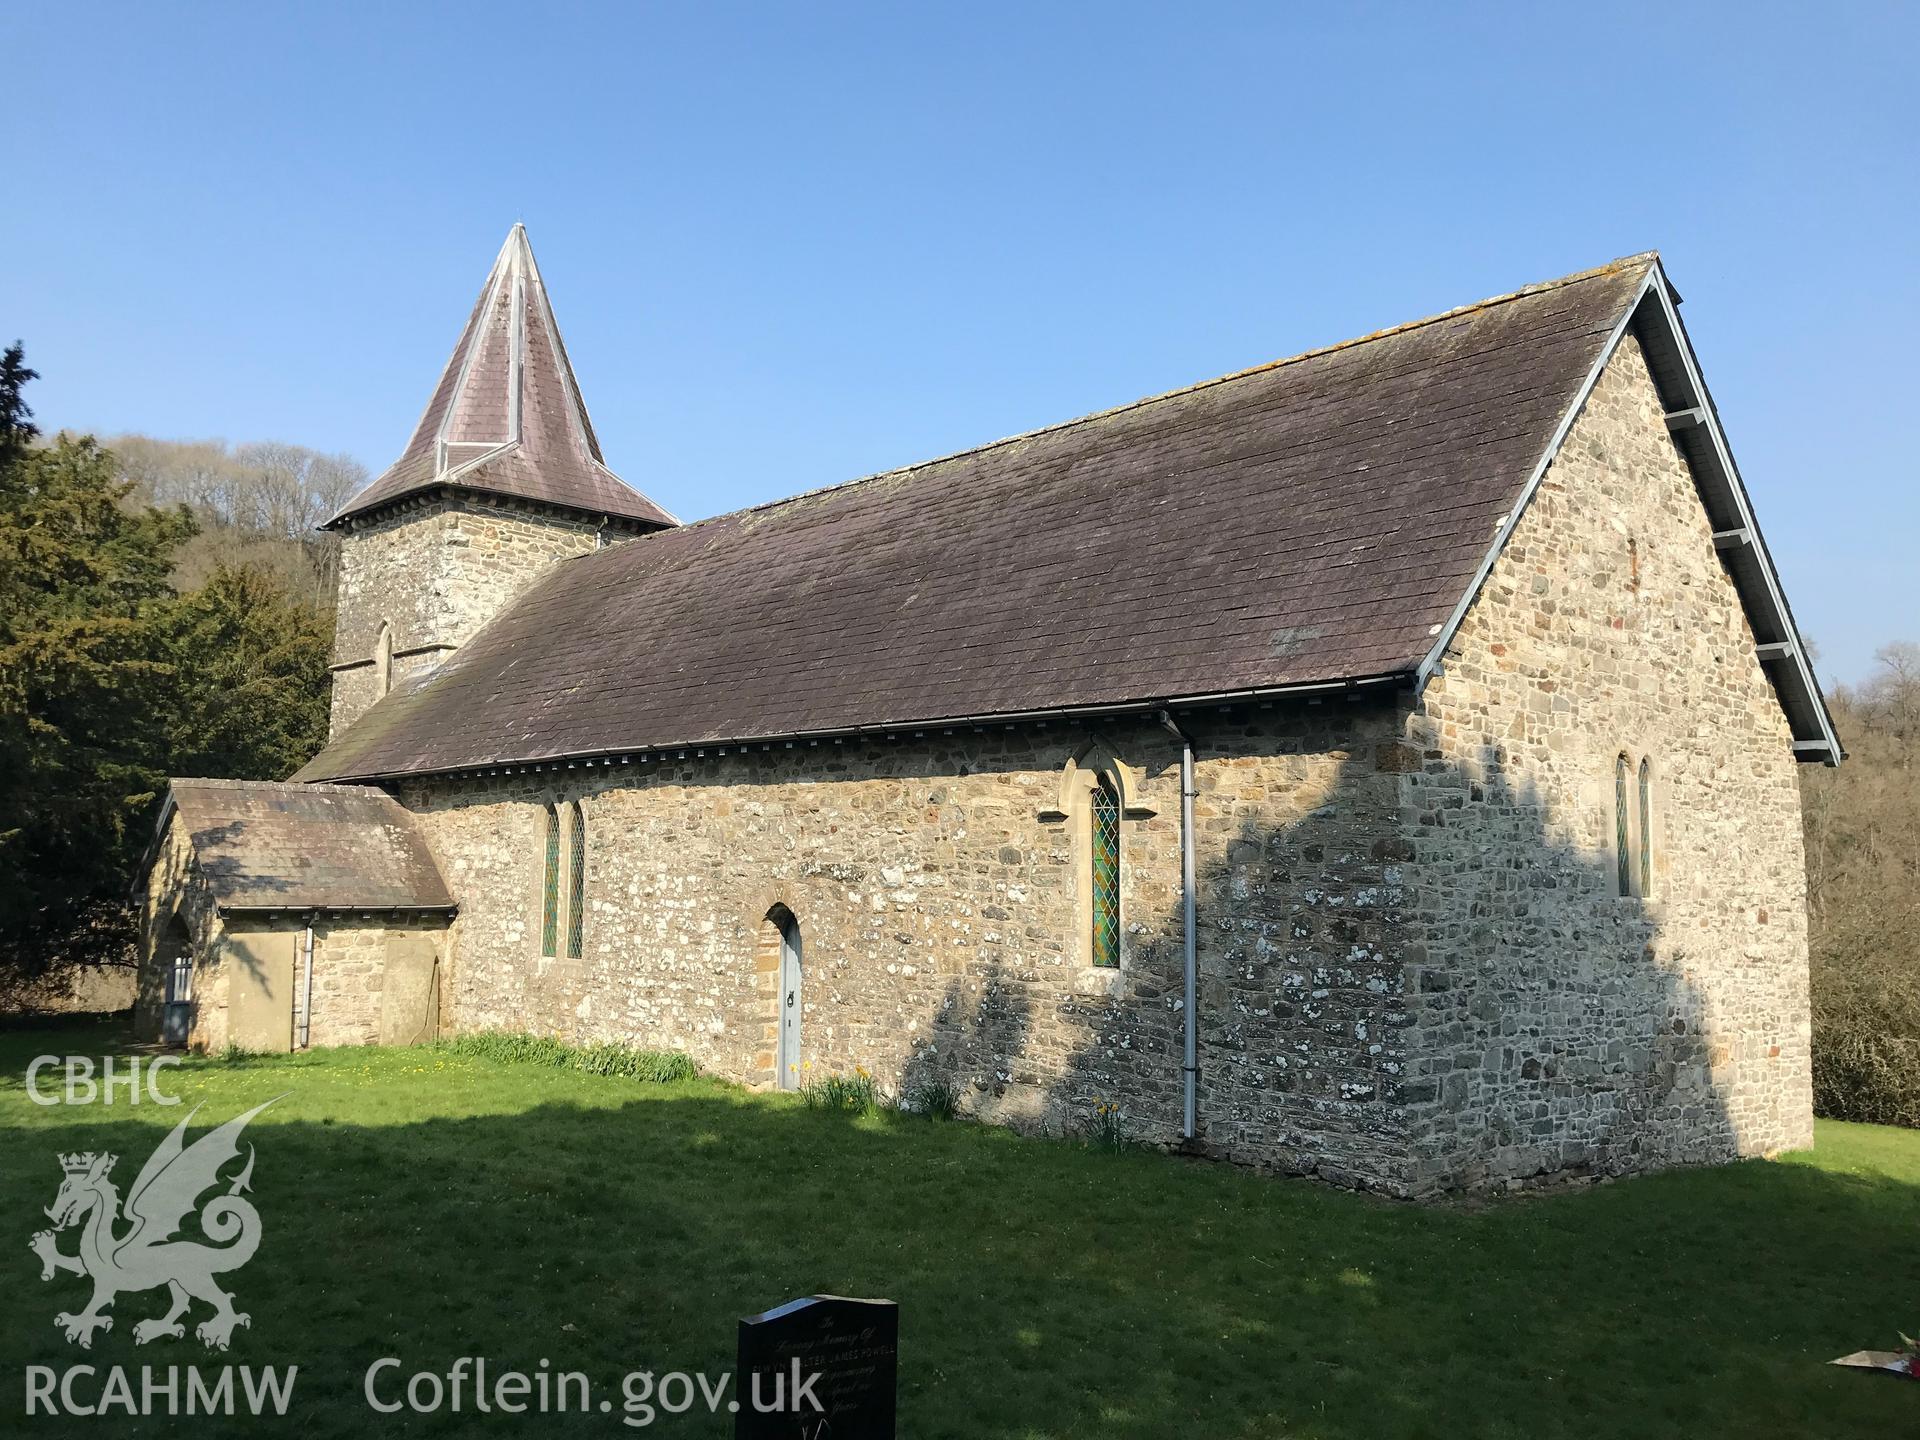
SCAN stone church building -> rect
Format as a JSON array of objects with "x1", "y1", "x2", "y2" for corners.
[{"x1": 137, "y1": 228, "x2": 1840, "y2": 1196}]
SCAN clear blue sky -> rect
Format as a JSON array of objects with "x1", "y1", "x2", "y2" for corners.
[{"x1": 7, "y1": 3, "x2": 1914, "y2": 686}]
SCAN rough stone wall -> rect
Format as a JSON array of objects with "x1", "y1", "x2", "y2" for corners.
[
  {"x1": 1182, "y1": 706, "x2": 1420, "y2": 1187},
  {"x1": 134, "y1": 815, "x2": 230, "y2": 1053},
  {"x1": 397, "y1": 701, "x2": 1423, "y2": 1184},
  {"x1": 1, "y1": 963, "x2": 136, "y2": 1016},
  {"x1": 306, "y1": 916, "x2": 446, "y2": 1047},
  {"x1": 305, "y1": 920, "x2": 386, "y2": 1046},
  {"x1": 1399, "y1": 333, "x2": 1813, "y2": 1192},
  {"x1": 330, "y1": 498, "x2": 609, "y2": 734}
]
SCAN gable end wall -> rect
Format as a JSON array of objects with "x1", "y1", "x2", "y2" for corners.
[{"x1": 1399, "y1": 331, "x2": 1813, "y2": 1192}]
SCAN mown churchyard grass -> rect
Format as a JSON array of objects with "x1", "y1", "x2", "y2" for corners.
[{"x1": 1, "y1": 1017, "x2": 1915, "y2": 1437}]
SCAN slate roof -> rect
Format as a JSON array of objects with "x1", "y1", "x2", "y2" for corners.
[
  {"x1": 296, "y1": 255, "x2": 1699, "y2": 783},
  {"x1": 164, "y1": 780, "x2": 454, "y2": 911},
  {"x1": 327, "y1": 226, "x2": 677, "y2": 530}
]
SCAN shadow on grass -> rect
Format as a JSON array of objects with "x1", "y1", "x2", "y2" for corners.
[{"x1": 4, "y1": 1075, "x2": 1918, "y2": 1440}]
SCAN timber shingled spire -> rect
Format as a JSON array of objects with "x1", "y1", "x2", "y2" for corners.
[{"x1": 326, "y1": 225, "x2": 677, "y2": 530}]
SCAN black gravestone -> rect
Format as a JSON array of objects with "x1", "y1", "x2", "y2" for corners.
[{"x1": 735, "y1": 1294, "x2": 898, "y2": 1440}]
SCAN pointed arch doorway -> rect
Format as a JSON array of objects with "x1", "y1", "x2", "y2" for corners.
[{"x1": 768, "y1": 906, "x2": 803, "y2": 1089}]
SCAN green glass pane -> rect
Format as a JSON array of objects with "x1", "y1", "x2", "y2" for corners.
[
  {"x1": 1614, "y1": 756, "x2": 1631, "y2": 896},
  {"x1": 1638, "y1": 759, "x2": 1653, "y2": 897},
  {"x1": 1091, "y1": 781, "x2": 1120, "y2": 968},
  {"x1": 567, "y1": 803, "x2": 587, "y2": 958},
  {"x1": 542, "y1": 806, "x2": 560, "y2": 957}
]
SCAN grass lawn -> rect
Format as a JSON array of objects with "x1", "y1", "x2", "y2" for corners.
[{"x1": 1, "y1": 1019, "x2": 1916, "y2": 1437}]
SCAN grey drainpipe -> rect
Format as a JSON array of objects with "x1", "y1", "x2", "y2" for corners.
[
  {"x1": 299, "y1": 914, "x2": 316, "y2": 1049},
  {"x1": 1157, "y1": 710, "x2": 1199, "y2": 1141}
]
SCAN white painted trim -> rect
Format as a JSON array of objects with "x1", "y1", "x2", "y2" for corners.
[
  {"x1": 433, "y1": 243, "x2": 514, "y2": 456},
  {"x1": 311, "y1": 674, "x2": 1409, "y2": 784},
  {"x1": 508, "y1": 266, "x2": 526, "y2": 443},
  {"x1": 1412, "y1": 260, "x2": 1839, "y2": 763},
  {"x1": 1640, "y1": 267, "x2": 1843, "y2": 763},
  {"x1": 590, "y1": 459, "x2": 683, "y2": 525},
  {"x1": 520, "y1": 238, "x2": 677, "y2": 521},
  {"x1": 440, "y1": 440, "x2": 517, "y2": 486},
  {"x1": 523, "y1": 233, "x2": 599, "y2": 462},
  {"x1": 326, "y1": 241, "x2": 508, "y2": 525}
]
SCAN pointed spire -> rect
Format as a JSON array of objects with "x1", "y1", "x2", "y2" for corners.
[{"x1": 328, "y1": 226, "x2": 676, "y2": 529}]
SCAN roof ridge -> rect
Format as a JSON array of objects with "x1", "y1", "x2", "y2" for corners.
[
  {"x1": 172, "y1": 777, "x2": 384, "y2": 795},
  {"x1": 627, "y1": 252, "x2": 1660, "y2": 543}
]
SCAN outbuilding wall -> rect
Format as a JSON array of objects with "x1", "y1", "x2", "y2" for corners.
[
  {"x1": 137, "y1": 813, "x2": 450, "y2": 1052},
  {"x1": 303, "y1": 916, "x2": 448, "y2": 1047},
  {"x1": 135, "y1": 815, "x2": 231, "y2": 1053}
]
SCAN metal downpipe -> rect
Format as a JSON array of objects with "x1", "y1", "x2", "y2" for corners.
[{"x1": 299, "y1": 914, "x2": 316, "y2": 1050}]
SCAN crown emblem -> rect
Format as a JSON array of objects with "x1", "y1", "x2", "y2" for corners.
[{"x1": 58, "y1": 1152, "x2": 110, "y2": 1176}]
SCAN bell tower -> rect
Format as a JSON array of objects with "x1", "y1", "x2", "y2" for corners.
[{"x1": 321, "y1": 226, "x2": 676, "y2": 737}]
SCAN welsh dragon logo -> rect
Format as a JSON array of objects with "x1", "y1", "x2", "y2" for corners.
[{"x1": 29, "y1": 1098, "x2": 280, "y2": 1350}]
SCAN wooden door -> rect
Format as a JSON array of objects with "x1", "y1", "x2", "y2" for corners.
[{"x1": 777, "y1": 919, "x2": 803, "y2": 1089}]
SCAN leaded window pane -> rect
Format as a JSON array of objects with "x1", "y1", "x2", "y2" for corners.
[
  {"x1": 1091, "y1": 780, "x2": 1121, "y2": 968},
  {"x1": 567, "y1": 802, "x2": 587, "y2": 958},
  {"x1": 541, "y1": 805, "x2": 560, "y2": 957},
  {"x1": 1638, "y1": 758, "x2": 1653, "y2": 897},
  {"x1": 1614, "y1": 755, "x2": 1632, "y2": 896}
]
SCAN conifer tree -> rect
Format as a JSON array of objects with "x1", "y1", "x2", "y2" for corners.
[{"x1": 0, "y1": 345, "x2": 332, "y2": 972}]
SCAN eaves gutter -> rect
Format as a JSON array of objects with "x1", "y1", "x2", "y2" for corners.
[
  {"x1": 215, "y1": 903, "x2": 459, "y2": 918},
  {"x1": 310, "y1": 671, "x2": 1414, "y2": 786}
]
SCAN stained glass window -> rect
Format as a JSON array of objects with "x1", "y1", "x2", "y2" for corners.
[
  {"x1": 566, "y1": 801, "x2": 587, "y2": 959},
  {"x1": 1637, "y1": 758, "x2": 1653, "y2": 898},
  {"x1": 1614, "y1": 754, "x2": 1632, "y2": 897},
  {"x1": 1090, "y1": 778, "x2": 1121, "y2": 968},
  {"x1": 541, "y1": 804, "x2": 560, "y2": 957}
]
